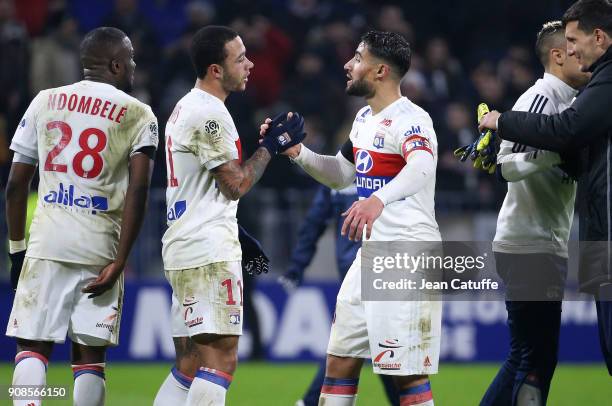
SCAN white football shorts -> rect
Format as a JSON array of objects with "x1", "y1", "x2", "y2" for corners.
[
  {"x1": 166, "y1": 261, "x2": 243, "y2": 337},
  {"x1": 327, "y1": 249, "x2": 442, "y2": 376},
  {"x1": 6, "y1": 257, "x2": 123, "y2": 346}
]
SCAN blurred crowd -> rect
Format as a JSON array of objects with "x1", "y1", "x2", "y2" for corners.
[{"x1": 0, "y1": 0, "x2": 577, "y2": 212}]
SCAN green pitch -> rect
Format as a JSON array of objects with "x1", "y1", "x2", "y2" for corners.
[{"x1": 1, "y1": 362, "x2": 610, "y2": 405}]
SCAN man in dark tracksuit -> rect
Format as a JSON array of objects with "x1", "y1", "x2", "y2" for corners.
[
  {"x1": 278, "y1": 184, "x2": 399, "y2": 406},
  {"x1": 479, "y1": 0, "x2": 612, "y2": 376}
]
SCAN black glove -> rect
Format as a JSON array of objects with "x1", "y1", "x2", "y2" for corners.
[
  {"x1": 238, "y1": 224, "x2": 269, "y2": 276},
  {"x1": 9, "y1": 250, "x2": 25, "y2": 291},
  {"x1": 260, "y1": 112, "x2": 306, "y2": 156}
]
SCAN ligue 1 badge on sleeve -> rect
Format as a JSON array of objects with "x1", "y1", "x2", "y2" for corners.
[{"x1": 204, "y1": 119, "x2": 222, "y2": 145}]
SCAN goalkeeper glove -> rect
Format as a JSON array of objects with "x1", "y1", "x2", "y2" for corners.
[{"x1": 453, "y1": 131, "x2": 498, "y2": 174}]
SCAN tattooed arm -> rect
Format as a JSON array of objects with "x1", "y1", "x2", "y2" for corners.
[{"x1": 211, "y1": 147, "x2": 271, "y2": 201}]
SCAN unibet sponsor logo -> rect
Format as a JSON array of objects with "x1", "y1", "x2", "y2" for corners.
[{"x1": 373, "y1": 339, "x2": 403, "y2": 370}]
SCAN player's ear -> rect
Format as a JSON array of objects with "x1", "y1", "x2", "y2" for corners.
[
  {"x1": 109, "y1": 59, "x2": 121, "y2": 75},
  {"x1": 550, "y1": 48, "x2": 564, "y2": 66},
  {"x1": 209, "y1": 64, "x2": 223, "y2": 79},
  {"x1": 376, "y1": 64, "x2": 390, "y2": 79},
  {"x1": 594, "y1": 28, "x2": 610, "y2": 46}
]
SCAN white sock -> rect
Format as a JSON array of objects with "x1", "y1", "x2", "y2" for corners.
[
  {"x1": 72, "y1": 363, "x2": 106, "y2": 406},
  {"x1": 13, "y1": 351, "x2": 48, "y2": 406},
  {"x1": 318, "y1": 393, "x2": 357, "y2": 406},
  {"x1": 409, "y1": 401, "x2": 434, "y2": 406},
  {"x1": 186, "y1": 367, "x2": 232, "y2": 406},
  {"x1": 154, "y1": 366, "x2": 192, "y2": 406},
  {"x1": 318, "y1": 377, "x2": 358, "y2": 406}
]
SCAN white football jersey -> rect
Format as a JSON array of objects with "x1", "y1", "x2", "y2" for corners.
[
  {"x1": 162, "y1": 88, "x2": 242, "y2": 270},
  {"x1": 10, "y1": 80, "x2": 159, "y2": 265},
  {"x1": 350, "y1": 97, "x2": 441, "y2": 241},
  {"x1": 494, "y1": 73, "x2": 578, "y2": 257}
]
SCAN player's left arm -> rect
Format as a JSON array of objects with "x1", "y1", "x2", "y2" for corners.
[
  {"x1": 82, "y1": 149, "x2": 155, "y2": 298},
  {"x1": 211, "y1": 148, "x2": 271, "y2": 201},
  {"x1": 341, "y1": 122, "x2": 436, "y2": 241},
  {"x1": 83, "y1": 111, "x2": 158, "y2": 298}
]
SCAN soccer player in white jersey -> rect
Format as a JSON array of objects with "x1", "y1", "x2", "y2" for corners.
[
  {"x1": 154, "y1": 26, "x2": 305, "y2": 406},
  {"x1": 5, "y1": 27, "x2": 158, "y2": 406},
  {"x1": 480, "y1": 22, "x2": 591, "y2": 406},
  {"x1": 262, "y1": 30, "x2": 441, "y2": 406}
]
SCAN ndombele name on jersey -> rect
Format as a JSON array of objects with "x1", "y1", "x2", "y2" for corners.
[
  {"x1": 43, "y1": 182, "x2": 108, "y2": 214},
  {"x1": 47, "y1": 92, "x2": 128, "y2": 123}
]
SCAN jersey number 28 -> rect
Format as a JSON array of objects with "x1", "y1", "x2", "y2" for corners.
[{"x1": 44, "y1": 120, "x2": 107, "y2": 179}]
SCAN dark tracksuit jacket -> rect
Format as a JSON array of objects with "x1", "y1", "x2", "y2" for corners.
[{"x1": 498, "y1": 46, "x2": 612, "y2": 293}]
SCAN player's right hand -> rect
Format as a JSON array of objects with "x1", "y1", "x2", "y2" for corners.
[
  {"x1": 82, "y1": 262, "x2": 123, "y2": 299},
  {"x1": 259, "y1": 112, "x2": 306, "y2": 155},
  {"x1": 8, "y1": 250, "x2": 25, "y2": 291}
]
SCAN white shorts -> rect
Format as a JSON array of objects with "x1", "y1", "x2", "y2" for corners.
[
  {"x1": 166, "y1": 261, "x2": 243, "y2": 337},
  {"x1": 6, "y1": 257, "x2": 123, "y2": 346},
  {"x1": 327, "y1": 249, "x2": 442, "y2": 376}
]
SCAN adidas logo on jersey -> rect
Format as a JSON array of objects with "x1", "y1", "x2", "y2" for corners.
[{"x1": 43, "y1": 182, "x2": 108, "y2": 214}]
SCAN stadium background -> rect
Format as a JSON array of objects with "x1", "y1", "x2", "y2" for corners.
[{"x1": 0, "y1": 0, "x2": 610, "y2": 404}]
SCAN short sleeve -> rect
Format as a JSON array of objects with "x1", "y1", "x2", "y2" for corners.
[
  {"x1": 394, "y1": 117, "x2": 435, "y2": 162},
  {"x1": 10, "y1": 92, "x2": 44, "y2": 160},
  {"x1": 130, "y1": 107, "x2": 159, "y2": 157},
  {"x1": 190, "y1": 115, "x2": 239, "y2": 169}
]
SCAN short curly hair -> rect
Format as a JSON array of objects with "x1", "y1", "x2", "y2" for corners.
[{"x1": 361, "y1": 30, "x2": 411, "y2": 78}]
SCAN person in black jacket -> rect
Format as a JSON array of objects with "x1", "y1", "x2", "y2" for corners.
[{"x1": 478, "y1": 0, "x2": 612, "y2": 376}]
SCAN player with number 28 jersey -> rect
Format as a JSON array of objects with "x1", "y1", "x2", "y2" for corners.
[
  {"x1": 5, "y1": 28, "x2": 158, "y2": 406},
  {"x1": 9, "y1": 81, "x2": 158, "y2": 265}
]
